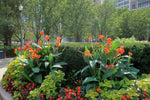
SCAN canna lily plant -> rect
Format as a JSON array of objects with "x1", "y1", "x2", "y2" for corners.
[
  {"x1": 75, "y1": 35, "x2": 139, "y2": 91},
  {"x1": 14, "y1": 31, "x2": 67, "y2": 84}
]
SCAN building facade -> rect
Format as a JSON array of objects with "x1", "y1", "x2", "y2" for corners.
[
  {"x1": 95, "y1": 0, "x2": 150, "y2": 10},
  {"x1": 116, "y1": 0, "x2": 150, "y2": 10}
]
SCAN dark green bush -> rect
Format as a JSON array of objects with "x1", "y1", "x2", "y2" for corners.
[{"x1": 59, "y1": 42, "x2": 150, "y2": 77}]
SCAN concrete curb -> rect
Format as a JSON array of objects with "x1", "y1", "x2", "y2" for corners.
[{"x1": 0, "y1": 83, "x2": 13, "y2": 100}]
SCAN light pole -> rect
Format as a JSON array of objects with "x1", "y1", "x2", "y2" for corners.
[
  {"x1": 19, "y1": 4, "x2": 24, "y2": 49},
  {"x1": 147, "y1": 24, "x2": 149, "y2": 41}
]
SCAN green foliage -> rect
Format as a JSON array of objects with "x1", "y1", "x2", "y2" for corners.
[
  {"x1": 27, "y1": 70, "x2": 65, "y2": 99},
  {"x1": 85, "y1": 90, "x2": 98, "y2": 100},
  {"x1": 1, "y1": 55, "x2": 26, "y2": 87},
  {"x1": 113, "y1": 36, "x2": 137, "y2": 43},
  {"x1": 14, "y1": 35, "x2": 66, "y2": 84},
  {"x1": 74, "y1": 36, "x2": 139, "y2": 91}
]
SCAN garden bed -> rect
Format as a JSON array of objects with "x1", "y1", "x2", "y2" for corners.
[{"x1": 1, "y1": 32, "x2": 150, "y2": 100}]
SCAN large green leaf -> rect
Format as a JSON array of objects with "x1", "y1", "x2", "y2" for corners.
[
  {"x1": 89, "y1": 60, "x2": 96, "y2": 68},
  {"x1": 17, "y1": 57, "x2": 28, "y2": 64},
  {"x1": 102, "y1": 68, "x2": 115, "y2": 80},
  {"x1": 85, "y1": 46, "x2": 89, "y2": 51},
  {"x1": 82, "y1": 77, "x2": 98, "y2": 85},
  {"x1": 45, "y1": 62, "x2": 49, "y2": 68},
  {"x1": 49, "y1": 53, "x2": 53, "y2": 62},
  {"x1": 22, "y1": 73, "x2": 33, "y2": 82},
  {"x1": 52, "y1": 53, "x2": 62, "y2": 57},
  {"x1": 32, "y1": 67, "x2": 40, "y2": 73},
  {"x1": 86, "y1": 83, "x2": 95, "y2": 91},
  {"x1": 53, "y1": 64, "x2": 62, "y2": 68},
  {"x1": 33, "y1": 74, "x2": 42, "y2": 84},
  {"x1": 81, "y1": 65, "x2": 90, "y2": 73},
  {"x1": 74, "y1": 70, "x2": 81, "y2": 77},
  {"x1": 55, "y1": 62, "x2": 67, "y2": 65}
]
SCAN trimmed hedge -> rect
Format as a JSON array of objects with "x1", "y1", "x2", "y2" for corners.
[{"x1": 59, "y1": 42, "x2": 150, "y2": 75}]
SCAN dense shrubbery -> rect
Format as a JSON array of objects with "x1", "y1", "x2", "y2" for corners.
[
  {"x1": 1, "y1": 34, "x2": 150, "y2": 100},
  {"x1": 59, "y1": 42, "x2": 150, "y2": 75}
]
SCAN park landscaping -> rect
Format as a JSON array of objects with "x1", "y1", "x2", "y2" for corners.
[{"x1": 1, "y1": 32, "x2": 150, "y2": 100}]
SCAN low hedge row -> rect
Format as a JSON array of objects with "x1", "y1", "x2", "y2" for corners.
[
  {"x1": 4, "y1": 42, "x2": 150, "y2": 74},
  {"x1": 59, "y1": 42, "x2": 150, "y2": 75}
]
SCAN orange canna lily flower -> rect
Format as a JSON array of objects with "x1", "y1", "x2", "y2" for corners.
[
  {"x1": 47, "y1": 43, "x2": 50, "y2": 47},
  {"x1": 84, "y1": 50, "x2": 91, "y2": 56},
  {"x1": 18, "y1": 47, "x2": 21, "y2": 51},
  {"x1": 88, "y1": 36, "x2": 92, "y2": 41},
  {"x1": 23, "y1": 46, "x2": 27, "y2": 51},
  {"x1": 94, "y1": 42, "x2": 98, "y2": 46},
  {"x1": 57, "y1": 36, "x2": 61, "y2": 41},
  {"x1": 106, "y1": 38, "x2": 112, "y2": 44},
  {"x1": 99, "y1": 45, "x2": 102, "y2": 48},
  {"x1": 45, "y1": 35, "x2": 49, "y2": 40},
  {"x1": 128, "y1": 51, "x2": 132, "y2": 55},
  {"x1": 104, "y1": 43, "x2": 108, "y2": 48},
  {"x1": 56, "y1": 41, "x2": 60, "y2": 46},
  {"x1": 40, "y1": 31, "x2": 44, "y2": 37},
  {"x1": 14, "y1": 48, "x2": 17, "y2": 54},
  {"x1": 111, "y1": 65, "x2": 114, "y2": 69},
  {"x1": 98, "y1": 35, "x2": 105, "y2": 39},
  {"x1": 20, "y1": 64, "x2": 24, "y2": 68},
  {"x1": 116, "y1": 46, "x2": 125, "y2": 54},
  {"x1": 105, "y1": 65, "x2": 109, "y2": 69},
  {"x1": 104, "y1": 48, "x2": 109, "y2": 54},
  {"x1": 38, "y1": 39, "x2": 42, "y2": 46}
]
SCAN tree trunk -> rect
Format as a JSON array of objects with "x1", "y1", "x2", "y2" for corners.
[{"x1": 76, "y1": 33, "x2": 81, "y2": 42}]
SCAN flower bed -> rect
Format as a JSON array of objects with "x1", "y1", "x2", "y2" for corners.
[{"x1": 1, "y1": 32, "x2": 150, "y2": 100}]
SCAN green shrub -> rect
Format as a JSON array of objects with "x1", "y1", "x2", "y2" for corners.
[{"x1": 59, "y1": 42, "x2": 150, "y2": 76}]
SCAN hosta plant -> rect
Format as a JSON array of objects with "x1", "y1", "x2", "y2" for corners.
[{"x1": 74, "y1": 35, "x2": 139, "y2": 91}]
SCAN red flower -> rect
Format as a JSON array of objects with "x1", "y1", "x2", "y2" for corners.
[
  {"x1": 126, "y1": 94, "x2": 130, "y2": 98},
  {"x1": 40, "y1": 31, "x2": 44, "y2": 37},
  {"x1": 140, "y1": 95, "x2": 143, "y2": 97},
  {"x1": 92, "y1": 90, "x2": 95, "y2": 92},
  {"x1": 143, "y1": 91, "x2": 147, "y2": 95},
  {"x1": 104, "y1": 48, "x2": 109, "y2": 54},
  {"x1": 45, "y1": 35, "x2": 49, "y2": 40},
  {"x1": 96, "y1": 88, "x2": 100, "y2": 92},
  {"x1": 58, "y1": 94, "x2": 60, "y2": 98},
  {"x1": 98, "y1": 35, "x2": 105, "y2": 39},
  {"x1": 79, "y1": 80, "x2": 81, "y2": 83},
  {"x1": 56, "y1": 40, "x2": 60, "y2": 46},
  {"x1": 80, "y1": 98, "x2": 83, "y2": 100},
  {"x1": 19, "y1": 86, "x2": 21, "y2": 89},
  {"x1": 29, "y1": 88, "x2": 31, "y2": 90},
  {"x1": 78, "y1": 96, "x2": 80, "y2": 99},
  {"x1": 145, "y1": 98, "x2": 148, "y2": 100},
  {"x1": 49, "y1": 96, "x2": 52, "y2": 99},
  {"x1": 122, "y1": 96, "x2": 126, "y2": 100},
  {"x1": 68, "y1": 95, "x2": 71, "y2": 99},
  {"x1": 6, "y1": 84, "x2": 8, "y2": 87},
  {"x1": 116, "y1": 47, "x2": 125, "y2": 54},
  {"x1": 73, "y1": 93, "x2": 76, "y2": 96},
  {"x1": 20, "y1": 96, "x2": 23, "y2": 100},
  {"x1": 8, "y1": 78, "x2": 11, "y2": 81},
  {"x1": 88, "y1": 36, "x2": 92, "y2": 41}
]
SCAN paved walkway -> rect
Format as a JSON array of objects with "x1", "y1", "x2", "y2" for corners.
[
  {"x1": 0, "y1": 58, "x2": 14, "y2": 100},
  {"x1": 0, "y1": 58, "x2": 14, "y2": 81}
]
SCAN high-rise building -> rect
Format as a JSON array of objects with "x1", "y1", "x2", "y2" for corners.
[
  {"x1": 95, "y1": 0, "x2": 150, "y2": 10},
  {"x1": 116, "y1": 0, "x2": 150, "y2": 10}
]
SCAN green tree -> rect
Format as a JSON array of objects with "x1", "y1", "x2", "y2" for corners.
[{"x1": 0, "y1": 0, "x2": 20, "y2": 47}]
